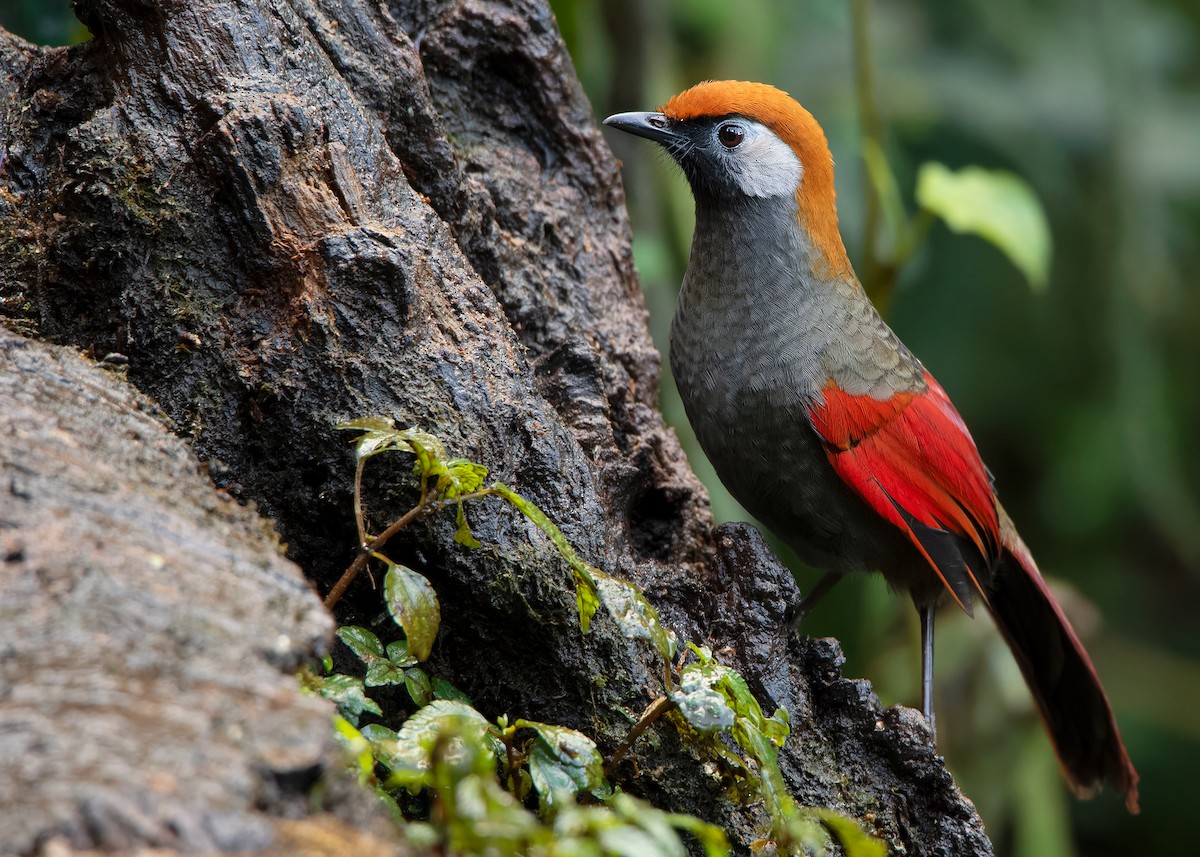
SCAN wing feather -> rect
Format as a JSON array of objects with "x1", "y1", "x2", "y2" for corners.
[{"x1": 808, "y1": 372, "x2": 1000, "y2": 612}]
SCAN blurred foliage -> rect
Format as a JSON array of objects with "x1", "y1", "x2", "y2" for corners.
[
  {"x1": 0, "y1": 1, "x2": 88, "y2": 45},
  {"x1": 554, "y1": 0, "x2": 1200, "y2": 855}
]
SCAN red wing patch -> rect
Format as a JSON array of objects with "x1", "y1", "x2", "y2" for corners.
[{"x1": 808, "y1": 373, "x2": 1000, "y2": 612}]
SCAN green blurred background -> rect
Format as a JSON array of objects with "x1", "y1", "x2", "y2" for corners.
[
  {"x1": 555, "y1": 1, "x2": 1200, "y2": 855},
  {"x1": 5, "y1": 1, "x2": 1197, "y2": 854}
]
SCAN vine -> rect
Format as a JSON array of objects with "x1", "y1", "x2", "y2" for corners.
[{"x1": 302, "y1": 420, "x2": 885, "y2": 857}]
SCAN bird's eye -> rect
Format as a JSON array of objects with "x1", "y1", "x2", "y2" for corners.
[{"x1": 717, "y1": 123, "x2": 745, "y2": 149}]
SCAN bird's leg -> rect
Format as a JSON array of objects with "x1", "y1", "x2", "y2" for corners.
[
  {"x1": 919, "y1": 601, "x2": 936, "y2": 737},
  {"x1": 787, "y1": 570, "x2": 842, "y2": 631}
]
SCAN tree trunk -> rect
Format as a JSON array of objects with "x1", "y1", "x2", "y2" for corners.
[{"x1": 0, "y1": 2, "x2": 993, "y2": 855}]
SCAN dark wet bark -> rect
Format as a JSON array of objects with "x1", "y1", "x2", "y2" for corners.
[{"x1": 0, "y1": 2, "x2": 992, "y2": 854}]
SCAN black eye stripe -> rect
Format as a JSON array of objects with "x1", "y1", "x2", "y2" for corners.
[{"x1": 718, "y1": 123, "x2": 745, "y2": 148}]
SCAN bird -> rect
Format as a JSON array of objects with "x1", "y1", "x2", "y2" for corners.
[{"x1": 604, "y1": 80, "x2": 1139, "y2": 812}]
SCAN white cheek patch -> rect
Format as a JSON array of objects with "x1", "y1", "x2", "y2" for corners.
[{"x1": 722, "y1": 123, "x2": 802, "y2": 198}]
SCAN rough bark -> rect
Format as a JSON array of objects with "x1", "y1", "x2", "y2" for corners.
[
  {"x1": 0, "y1": 331, "x2": 406, "y2": 856},
  {"x1": 0, "y1": 1, "x2": 993, "y2": 855}
]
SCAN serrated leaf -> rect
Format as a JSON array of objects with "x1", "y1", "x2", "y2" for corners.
[
  {"x1": 319, "y1": 674, "x2": 382, "y2": 724},
  {"x1": 336, "y1": 625, "x2": 385, "y2": 664},
  {"x1": 595, "y1": 573, "x2": 677, "y2": 661},
  {"x1": 517, "y1": 720, "x2": 606, "y2": 814},
  {"x1": 365, "y1": 658, "x2": 407, "y2": 687},
  {"x1": 384, "y1": 562, "x2": 440, "y2": 661},
  {"x1": 438, "y1": 458, "x2": 489, "y2": 497},
  {"x1": 382, "y1": 700, "x2": 493, "y2": 789},
  {"x1": 916, "y1": 162, "x2": 1052, "y2": 290},
  {"x1": 405, "y1": 667, "x2": 433, "y2": 707}
]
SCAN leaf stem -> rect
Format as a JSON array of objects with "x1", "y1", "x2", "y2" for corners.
[
  {"x1": 324, "y1": 489, "x2": 502, "y2": 610},
  {"x1": 325, "y1": 502, "x2": 434, "y2": 609},
  {"x1": 353, "y1": 456, "x2": 368, "y2": 547},
  {"x1": 604, "y1": 695, "x2": 675, "y2": 778}
]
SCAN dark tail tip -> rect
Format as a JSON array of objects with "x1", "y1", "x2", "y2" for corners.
[{"x1": 986, "y1": 540, "x2": 1140, "y2": 813}]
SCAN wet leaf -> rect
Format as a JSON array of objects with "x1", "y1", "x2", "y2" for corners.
[
  {"x1": 671, "y1": 664, "x2": 736, "y2": 734},
  {"x1": 360, "y1": 722, "x2": 399, "y2": 761},
  {"x1": 336, "y1": 625, "x2": 384, "y2": 664},
  {"x1": 405, "y1": 667, "x2": 434, "y2": 707},
  {"x1": 319, "y1": 674, "x2": 382, "y2": 724},
  {"x1": 517, "y1": 720, "x2": 606, "y2": 813},
  {"x1": 386, "y1": 639, "x2": 416, "y2": 668},
  {"x1": 382, "y1": 700, "x2": 495, "y2": 790},
  {"x1": 595, "y1": 573, "x2": 678, "y2": 661},
  {"x1": 365, "y1": 658, "x2": 407, "y2": 687},
  {"x1": 384, "y1": 562, "x2": 440, "y2": 661}
]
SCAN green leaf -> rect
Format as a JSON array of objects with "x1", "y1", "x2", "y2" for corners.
[
  {"x1": 517, "y1": 720, "x2": 607, "y2": 813},
  {"x1": 332, "y1": 715, "x2": 376, "y2": 781},
  {"x1": 671, "y1": 664, "x2": 736, "y2": 734},
  {"x1": 652, "y1": 808, "x2": 731, "y2": 857},
  {"x1": 812, "y1": 808, "x2": 888, "y2": 857},
  {"x1": 916, "y1": 162, "x2": 1052, "y2": 290},
  {"x1": 432, "y1": 676, "x2": 473, "y2": 704},
  {"x1": 365, "y1": 658, "x2": 407, "y2": 687},
  {"x1": 438, "y1": 458, "x2": 489, "y2": 498},
  {"x1": 319, "y1": 674, "x2": 382, "y2": 724},
  {"x1": 335, "y1": 420, "x2": 449, "y2": 467},
  {"x1": 405, "y1": 667, "x2": 434, "y2": 707},
  {"x1": 386, "y1": 639, "x2": 417, "y2": 668},
  {"x1": 595, "y1": 572, "x2": 678, "y2": 662},
  {"x1": 453, "y1": 502, "x2": 482, "y2": 549},
  {"x1": 558, "y1": 793, "x2": 729, "y2": 857},
  {"x1": 360, "y1": 723, "x2": 399, "y2": 760},
  {"x1": 406, "y1": 431, "x2": 450, "y2": 479},
  {"x1": 336, "y1": 625, "x2": 385, "y2": 664},
  {"x1": 576, "y1": 583, "x2": 600, "y2": 635},
  {"x1": 381, "y1": 700, "x2": 494, "y2": 790},
  {"x1": 489, "y1": 482, "x2": 600, "y2": 633},
  {"x1": 363, "y1": 638, "x2": 418, "y2": 686},
  {"x1": 384, "y1": 562, "x2": 441, "y2": 661}
]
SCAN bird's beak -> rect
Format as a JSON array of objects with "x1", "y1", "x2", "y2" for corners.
[{"x1": 602, "y1": 111, "x2": 683, "y2": 145}]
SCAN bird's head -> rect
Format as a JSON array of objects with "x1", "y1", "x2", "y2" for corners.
[{"x1": 605, "y1": 80, "x2": 850, "y2": 279}]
